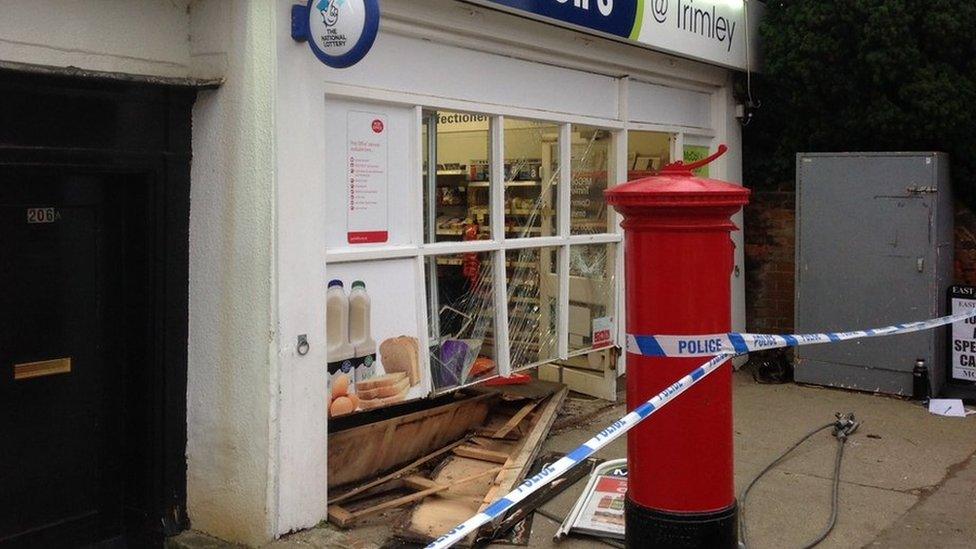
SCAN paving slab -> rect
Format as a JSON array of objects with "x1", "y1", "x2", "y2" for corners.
[{"x1": 867, "y1": 452, "x2": 976, "y2": 548}]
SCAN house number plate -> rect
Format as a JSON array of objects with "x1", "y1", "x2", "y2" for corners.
[{"x1": 27, "y1": 207, "x2": 60, "y2": 224}]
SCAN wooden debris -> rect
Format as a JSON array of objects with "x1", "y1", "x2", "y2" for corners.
[
  {"x1": 400, "y1": 380, "x2": 570, "y2": 546},
  {"x1": 327, "y1": 466, "x2": 505, "y2": 528},
  {"x1": 328, "y1": 393, "x2": 492, "y2": 489},
  {"x1": 329, "y1": 437, "x2": 469, "y2": 505},
  {"x1": 492, "y1": 400, "x2": 539, "y2": 438},
  {"x1": 452, "y1": 445, "x2": 510, "y2": 464},
  {"x1": 480, "y1": 386, "x2": 568, "y2": 512}
]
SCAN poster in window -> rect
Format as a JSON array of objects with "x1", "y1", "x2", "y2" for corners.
[
  {"x1": 326, "y1": 258, "x2": 429, "y2": 416},
  {"x1": 347, "y1": 111, "x2": 389, "y2": 244},
  {"x1": 683, "y1": 145, "x2": 711, "y2": 177}
]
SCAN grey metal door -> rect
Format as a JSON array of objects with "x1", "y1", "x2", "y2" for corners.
[{"x1": 796, "y1": 154, "x2": 945, "y2": 394}]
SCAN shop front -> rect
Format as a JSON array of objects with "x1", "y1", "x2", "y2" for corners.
[
  {"x1": 270, "y1": 0, "x2": 761, "y2": 541},
  {"x1": 0, "y1": 1, "x2": 761, "y2": 546}
]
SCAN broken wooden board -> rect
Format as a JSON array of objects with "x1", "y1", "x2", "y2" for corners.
[
  {"x1": 328, "y1": 392, "x2": 493, "y2": 489},
  {"x1": 329, "y1": 438, "x2": 470, "y2": 505},
  {"x1": 399, "y1": 380, "x2": 569, "y2": 546},
  {"x1": 327, "y1": 466, "x2": 505, "y2": 528}
]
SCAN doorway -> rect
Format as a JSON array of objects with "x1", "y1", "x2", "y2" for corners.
[{"x1": 0, "y1": 71, "x2": 193, "y2": 548}]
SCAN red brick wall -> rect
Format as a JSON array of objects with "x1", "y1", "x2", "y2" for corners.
[
  {"x1": 955, "y1": 203, "x2": 976, "y2": 286},
  {"x1": 744, "y1": 185, "x2": 795, "y2": 334},
  {"x1": 746, "y1": 190, "x2": 976, "y2": 332}
]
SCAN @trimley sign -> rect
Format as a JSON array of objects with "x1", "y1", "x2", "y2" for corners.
[
  {"x1": 469, "y1": 0, "x2": 762, "y2": 71},
  {"x1": 291, "y1": 0, "x2": 380, "y2": 68}
]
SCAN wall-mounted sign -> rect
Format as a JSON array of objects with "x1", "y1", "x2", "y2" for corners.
[
  {"x1": 291, "y1": 0, "x2": 380, "y2": 68},
  {"x1": 949, "y1": 285, "x2": 976, "y2": 382},
  {"x1": 467, "y1": 0, "x2": 762, "y2": 71}
]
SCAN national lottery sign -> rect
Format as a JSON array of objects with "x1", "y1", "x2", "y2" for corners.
[
  {"x1": 950, "y1": 285, "x2": 976, "y2": 381},
  {"x1": 291, "y1": 0, "x2": 380, "y2": 68}
]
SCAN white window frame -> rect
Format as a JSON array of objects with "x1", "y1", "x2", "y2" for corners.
[{"x1": 323, "y1": 88, "x2": 624, "y2": 387}]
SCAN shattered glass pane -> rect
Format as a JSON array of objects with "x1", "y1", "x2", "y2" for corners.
[
  {"x1": 507, "y1": 246, "x2": 560, "y2": 370},
  {"x1": 425, "y1": 252, "x2": 499, "y2": 391},
  {"x1": 568, "y1": 243, "x2": 616, "y2": 353},
  {"x1": 570, "y1": 125, "x2": 612, "y2": 235},
  {"x1": 504, "y1": 118, "x2": 560, "y2": 238}
]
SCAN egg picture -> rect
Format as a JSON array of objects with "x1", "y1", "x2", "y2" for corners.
[
  {"x1": 330, "y1": 396, "x2": 355, "y2": 417},
  {"x1": 331, "y1": 373, "x2": 350, "y2": 398}
]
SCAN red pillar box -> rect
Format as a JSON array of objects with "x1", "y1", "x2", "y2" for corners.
[{"x1": 605, "y1": 145, "x2": 749, "y2": 548}]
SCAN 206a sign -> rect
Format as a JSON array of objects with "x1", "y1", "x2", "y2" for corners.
[{"x1": 26, "y1": 207, "x2": 60, "y2": 224}]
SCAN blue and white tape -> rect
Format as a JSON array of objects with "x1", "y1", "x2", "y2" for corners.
[
  {"x1": 627, "y1": 310, "x2": 976, "y2": 357},
  {"x1": 425, "y1": 310, "x2": 975, "y2": 549}
]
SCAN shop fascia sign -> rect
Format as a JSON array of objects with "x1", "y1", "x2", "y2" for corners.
[
  {"x1": 291, "y1": 0, "x2": 380, "y2": 68},
  {"x1": 467, "y1": 0, "x2": 762, "y2": 71}
]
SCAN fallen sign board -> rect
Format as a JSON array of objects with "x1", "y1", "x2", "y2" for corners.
[{"x1": 555, "y1": 458, "x2": 627, "y2": 541}]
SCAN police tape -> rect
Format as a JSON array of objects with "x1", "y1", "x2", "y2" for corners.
[
  {"x1": 425, "y1": 310, "x2": 976, "y2": 549},
  {"x1": 627, "y1": 309, "x2": 976, "y2": 357}
]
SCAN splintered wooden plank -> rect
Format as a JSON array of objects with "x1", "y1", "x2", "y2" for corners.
[
  {"x1": 403, "y1": 457, "x2": 500, "y2": 540},
  {"x1": 327, "y1": 504, "x2": 356, "y2": 528},
  {"x1": 328, "y1": 393, "x2": 492, "y2": 488},
  {"x1": 492, "y1": 400, "x2": 539, "y2": 438},
  {"x1": 402, "y1": 476, "x2": 440, "y2": 491},
  {"x1": 478, "y1": 386, "x2": 569, "y2": 513},
  {"x1": 330, "y1": 438, "x2": 470, "y2": 505},
  {"x1": 400, "y1": 381, "x2": 569, "y2": 546},
  {"x1": 452, "y1": 445, "x2": 510, "y2": 464},
  {"x1": 329, "y1": 466, "x2": 504, "y2": 529}
]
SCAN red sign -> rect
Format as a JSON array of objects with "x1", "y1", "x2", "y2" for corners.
[{"x1": 371, "y1": 119, "x2": 384, "y2": 133}]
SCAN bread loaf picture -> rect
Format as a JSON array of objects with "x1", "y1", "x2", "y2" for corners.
[
  {"x1": 356, "y1": 372, "x2": 406, "y2": 390},
  {"x1": 357, "y1": 376, "x2": 409, "y2": 399},
  {"x1": 379, "y1": 336, "x2": 421, "y2": 386},
  {"x1": 354, "y1": 372, "x2": 409, "y2": 409}
]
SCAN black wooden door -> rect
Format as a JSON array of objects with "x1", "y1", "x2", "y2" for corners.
[
  {"x1": 0, "y1": 171, "x2": 127, "y2": 546},
  {"x1": 0, "y1": 70, "x2": 194, "y2": 548}
]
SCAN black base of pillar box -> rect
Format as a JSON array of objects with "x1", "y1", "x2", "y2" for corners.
[{"x1": 625, "y1": 497, "x2": 738, "y2": 549}]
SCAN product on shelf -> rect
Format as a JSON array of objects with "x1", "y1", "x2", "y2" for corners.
[
  {"x1": 379, "y1": 336, "x2": 421, "y2": 386},
  {"x1": 469, "y1": 357, "x2": 495, "y2": 379}
]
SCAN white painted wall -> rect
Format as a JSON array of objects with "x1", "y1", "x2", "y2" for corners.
[
  {"x1": 0, "y1": 0, "x2": 190, "y2": 78},
  {"x1": 0, "y1": 0, "x2": 230, "y2": 81},
  {"x1": 272, "y1": 0, "x2": 330, "y2": 534},
  {"x1": 187, "y1": 1, "x2": 278, "y2": 546},
  {"x1": 710, "y1": 75, "x2": 748, "y2": 335}
]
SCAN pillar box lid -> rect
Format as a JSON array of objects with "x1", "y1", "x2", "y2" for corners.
[{"x1": 605, "y1": 145, "x2": 750, "y2": 211}]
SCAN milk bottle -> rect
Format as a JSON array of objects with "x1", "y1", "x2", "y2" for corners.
[
  {"x1": 327, "y1": 279, "x2": 355, "y2": 404},
  {"x1": 349, "y1": 280, "x2": 377, "y2": 383}
]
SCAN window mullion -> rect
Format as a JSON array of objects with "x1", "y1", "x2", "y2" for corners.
[
  {"x1": 493, "y1": 248, "x2": 512, "y2": 376},
  {"x1": 489, "y1": 116, "x2": 511, "y2": 375},
  {"x1": 413, "y1": 254, "x2": 435, "y2": 395},
  {"x1": 558, "y1": 123, "x2": 572, "y2": 359}
]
